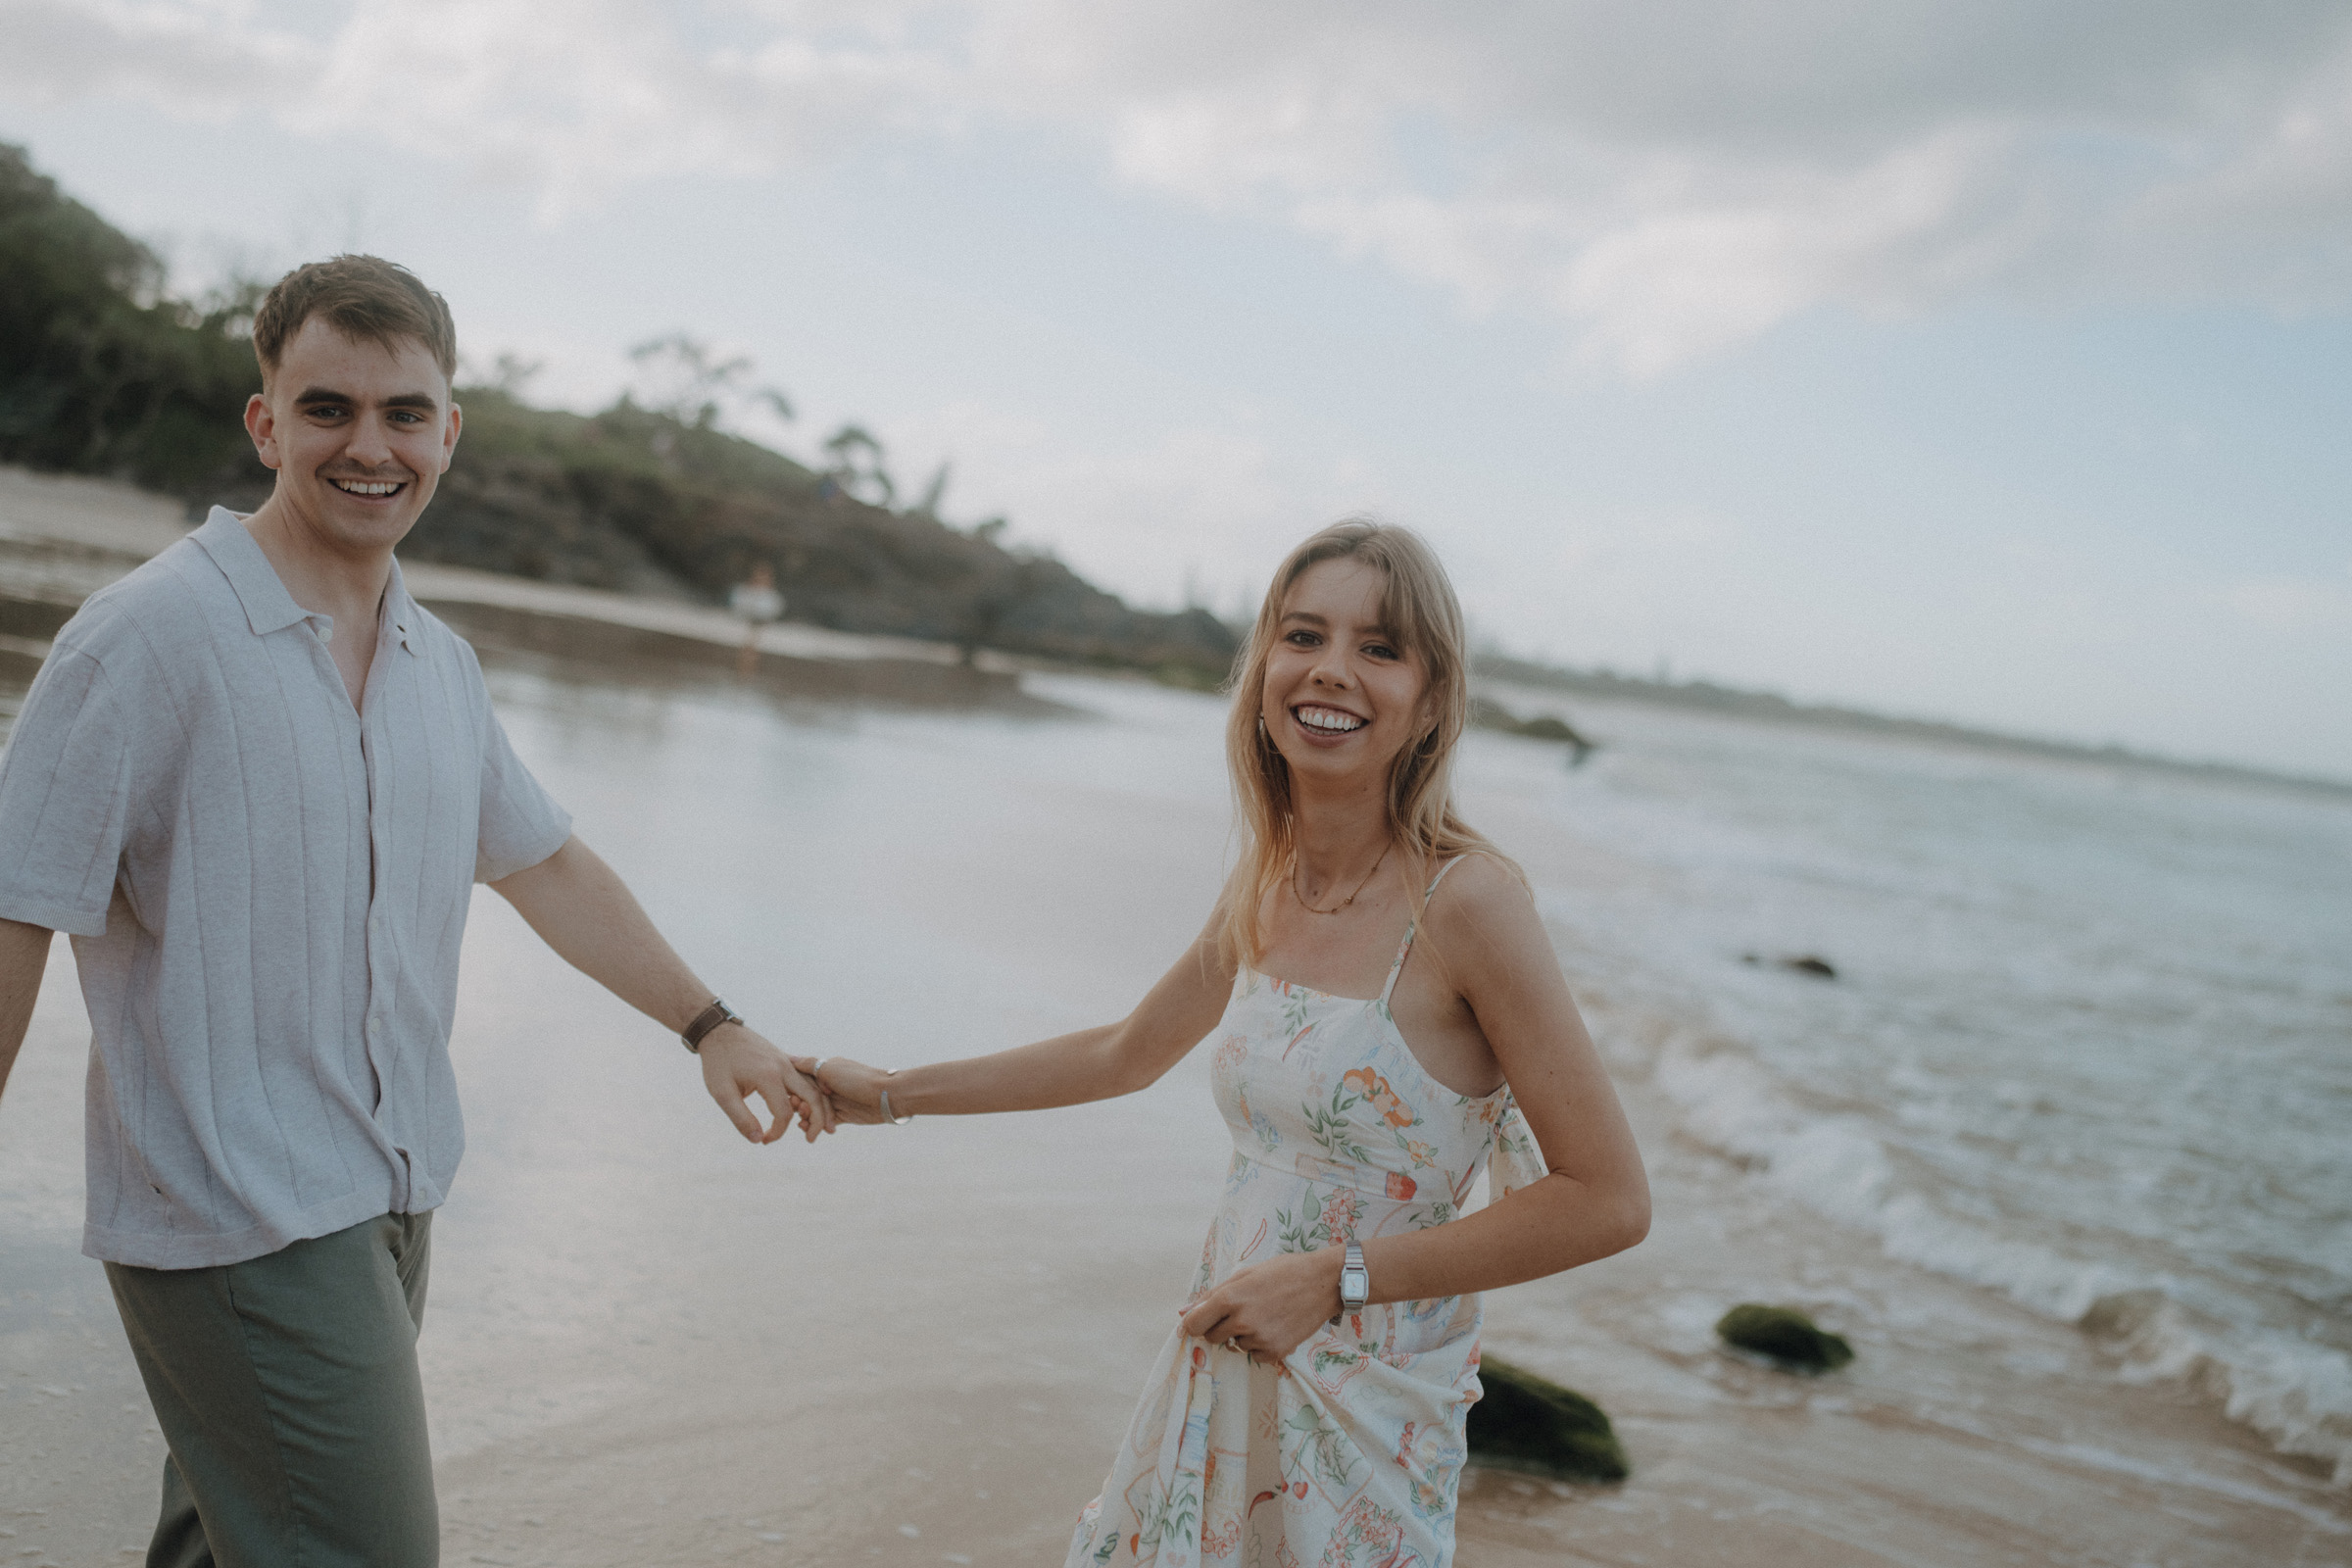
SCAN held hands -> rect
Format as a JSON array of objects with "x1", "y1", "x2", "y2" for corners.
[
  {"x1": 701, "y1": 1023, "x2": 834, "y2": 1143},
  {"x1": 1179, "y1": 1246, "x2": 1347, "y2": 1363},
  {"x1": 796, "y1": 1055, "x2": 896, "y2": 1125}
]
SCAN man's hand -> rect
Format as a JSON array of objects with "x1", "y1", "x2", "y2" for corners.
[
  {"x1": 1178, "y1": 1247, "x2": 1346, "y2": 1362},
  {"x1": 707, "y1": 1025, "x2": 833, "y2": 1143},
  {"x1": 491, "y1": 838, "x2": 838, "y2": 1146}
]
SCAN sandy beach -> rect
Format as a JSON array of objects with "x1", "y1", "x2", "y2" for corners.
[{"x1": 5, "y1": 627, "x2": 2347, "y2": 1566}]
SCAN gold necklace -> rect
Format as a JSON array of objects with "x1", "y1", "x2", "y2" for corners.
[{"x1": 1291, "y1": 841, "x2": 1393, "y2": 916}]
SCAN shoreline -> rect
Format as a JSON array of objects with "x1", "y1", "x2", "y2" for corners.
[
  {"x1": 7, "y1": 463, "x2": 2346, "y2": 800},
  {"x1": 0, "y1": 466, "x2": 1048, "y2": 713}
]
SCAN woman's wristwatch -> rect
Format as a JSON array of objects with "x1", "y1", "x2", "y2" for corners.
[{"x1": 1335, "y1": 1241, "x2": 1369, "y2": 1321}]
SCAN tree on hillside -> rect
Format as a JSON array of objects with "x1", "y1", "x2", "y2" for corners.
[
  {"x1": 625, "y1": 332, "x2": 792, "y2": 430},
  {"x1": 820, "y1": 422, "x2": 894, "y2": 508},
  {"x1": 912, "y1": 460, "x2": 951, "y2": 520},
  {"x1": 0, "y1": 143, "x2": 261, "y2": 495}
]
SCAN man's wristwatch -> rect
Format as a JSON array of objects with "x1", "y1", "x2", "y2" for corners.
[
  {"x1": 680, "y1": 997, "x2": 743, "y2": 1054},
  {"x1": 1335, "y1": 1241, "x2": 1370, "y2": 1321}
]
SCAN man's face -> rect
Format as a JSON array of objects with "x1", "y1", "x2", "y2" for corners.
[{"x1": 246, "y1": 316, "x2": 461, "y2": 558}]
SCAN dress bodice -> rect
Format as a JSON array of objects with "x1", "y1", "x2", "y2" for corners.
[{"x1": 1204, "y1": 963, "x2": 1526, "y2": 1285}]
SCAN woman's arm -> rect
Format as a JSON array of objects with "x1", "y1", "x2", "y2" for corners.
[
  {"x1": 1183, "y1": 857, "x2": 1648, "y2": 1356},
  {"x1": 814, "y1": 907, "x2": 1236, "y2": 1123}
]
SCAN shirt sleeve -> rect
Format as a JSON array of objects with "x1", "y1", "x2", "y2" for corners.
[
  {"x1": 0, "y1": 647, "x2": 136, "y2": 936},
  {"x1": 474, "y1": 702, "x2": 572, "y2": 883}
]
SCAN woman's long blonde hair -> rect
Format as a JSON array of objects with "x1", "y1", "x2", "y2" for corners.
[{"x1": 1216, "y1": 520, "x2": 1517, "y2": 968}]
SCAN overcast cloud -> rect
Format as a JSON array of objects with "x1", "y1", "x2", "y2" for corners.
[{"x1": 10, "y1": 0, "x2": 2352, "y2": 371}]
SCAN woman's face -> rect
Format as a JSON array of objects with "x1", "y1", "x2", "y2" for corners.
[{"x1": 1258, "y1": 557, "x2": 1432, "y2": 791}]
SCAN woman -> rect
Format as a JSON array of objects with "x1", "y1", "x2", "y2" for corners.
[{"x1": 813, "y1": 521, "x2": 1648, "y2": 1565}]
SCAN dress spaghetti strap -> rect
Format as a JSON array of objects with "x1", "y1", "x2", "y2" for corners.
[{"x1": 1379, "y1": 854, "x2": 1468, "y2": 1005}]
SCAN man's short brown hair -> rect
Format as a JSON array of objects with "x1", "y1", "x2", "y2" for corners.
[{"x1": 252, "y1": 255, "x2": 458, "y2": 385}]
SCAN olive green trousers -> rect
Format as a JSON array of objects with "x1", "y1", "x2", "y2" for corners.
[{"x1": 105, "y1": 1211, "x2": 438, "y2": 1568}]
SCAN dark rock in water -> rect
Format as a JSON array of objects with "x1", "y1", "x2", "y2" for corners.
[
  {"x1": 2079, "y1": 1288, "x2": 2169, "y2": 1348},
  {"x1": 1740, "y1": 952, "x2": 1838, "y2": 980},
  {"x1": 1468, "y1": 698, "x2": 1599, "y2": 765},
  {"x1": 1465, "y1": 1356, "x2": 1628, "y2": 1482},
  {"x1": 1715, "y1": 1303, "x2": 1854, "y2": 1371}
]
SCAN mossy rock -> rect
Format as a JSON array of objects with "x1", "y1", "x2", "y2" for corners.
[
  {"x1": 1465, "y1": 1356, "x2": 1628, "y2": 1482},
  {"x1": 1511, "y1": 713, "x2": 1583, "y2": 744},
  {"x1": 1715, "y1": 1303, "x2": 1854, "y2": 1372}
]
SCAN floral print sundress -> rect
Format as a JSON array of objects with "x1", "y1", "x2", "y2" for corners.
[{"x1": 1066, "y1": 858, "x2": 1548, "y2": 1568}]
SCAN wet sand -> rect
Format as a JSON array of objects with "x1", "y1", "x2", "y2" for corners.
[{"x1": 5, "y1": 670, "x2": 2348, "y2": 1566}]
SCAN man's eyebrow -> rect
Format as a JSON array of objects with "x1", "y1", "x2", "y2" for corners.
[{"x1": 290, "y1": 387, "x2": 442, "y2": 411}]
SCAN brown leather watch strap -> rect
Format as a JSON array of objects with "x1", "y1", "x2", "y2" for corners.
[{"x1": 680, "y1": 998, "x2": 742, "y2": 1054}]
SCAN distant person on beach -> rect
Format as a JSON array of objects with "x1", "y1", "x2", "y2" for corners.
[
  {"x1": 811, "y1": 521, "x2": 1648, "y2": 1564},
  {"x1": 0, "y1": 255, "x2": 828, "y2": 1566},
  {"x1": 730, "y1": 561, "x2": 785, "y2": 676}
]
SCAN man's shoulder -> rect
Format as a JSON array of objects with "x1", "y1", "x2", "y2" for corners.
[{"x1": 56, "y1": 536, "x2": 239, "y2": 668}]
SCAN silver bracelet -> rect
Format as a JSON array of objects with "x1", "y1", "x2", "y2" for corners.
[{"x1": 879, "y1": 1074, "x2": 913, "y2": 1126}]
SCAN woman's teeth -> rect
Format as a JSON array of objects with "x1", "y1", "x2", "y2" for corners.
[{"x1": 1295, "y1": 706, "x2": 1365, "y2": 734}]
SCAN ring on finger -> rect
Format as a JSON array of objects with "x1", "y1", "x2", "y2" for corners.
[{"x1": 809, "y1": 1057, "x2": 831, "y2": 1077}]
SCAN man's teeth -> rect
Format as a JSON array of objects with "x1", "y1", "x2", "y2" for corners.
[
  {"x1": 333, "y1": 479, "x2": 403, "y2": 496},
  {"x1": 1296, "y1": 707, "x2": 1365, "y2": 733}
]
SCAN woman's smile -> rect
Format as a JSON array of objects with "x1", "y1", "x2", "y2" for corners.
[{"x1": 1291, "y1": 703, "x2": 1367, "y2": 738}]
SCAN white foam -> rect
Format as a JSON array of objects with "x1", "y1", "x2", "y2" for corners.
[{"x1": 1653, "y1": 1029, "x2": 2352, "y2": 1485}]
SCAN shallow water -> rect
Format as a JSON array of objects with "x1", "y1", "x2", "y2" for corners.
[
  {"x1": 1486, "y1": 684, "x2": 2352, "y2": 1483},
  {"x1": 3, "y1": 660, "x2": 2347, "y2": 1565}
]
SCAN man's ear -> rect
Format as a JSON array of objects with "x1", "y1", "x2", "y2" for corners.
[
  {"x1": 244, "y1": 390, "x2": 280, "y2": 470},
  {"x1": 440, "y1": 400, "x2": 462, "y2": 473}
]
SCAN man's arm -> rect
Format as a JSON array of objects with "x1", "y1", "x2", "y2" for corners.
[
  {"x1": 0, "y1": 918, "x2": 55, "y2": 1104},
  {"x1": 489, "y1": 836, "x2": 831, "y2": 1143}
]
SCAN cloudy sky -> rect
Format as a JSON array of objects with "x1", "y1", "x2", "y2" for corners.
[{"x1": 5, "y1": 1, "x2": 2350, "y2": 776}]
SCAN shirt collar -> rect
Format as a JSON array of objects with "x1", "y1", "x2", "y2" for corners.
[
  {"x1": 382, "y1": 557, "x2": 420, "y2": 657},
  {"x1": 192, "y1": 507, "x2": 419, "y2": 656},
  {"x1": 192, "y1": 508, "x2": 311, "y2": 637}
]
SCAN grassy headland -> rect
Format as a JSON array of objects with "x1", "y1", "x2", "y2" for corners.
[{"x1": 0, "y1": 144, "x2": 1235, "y2": 678}]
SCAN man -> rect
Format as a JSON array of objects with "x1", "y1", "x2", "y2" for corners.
[{"x1": 0, "y1": 256, "x2": 828, "y2": 1564}]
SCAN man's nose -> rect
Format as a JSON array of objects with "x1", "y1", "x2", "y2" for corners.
[{"x1": 343, "y1": 415, "x2": 396, "y2": 468}]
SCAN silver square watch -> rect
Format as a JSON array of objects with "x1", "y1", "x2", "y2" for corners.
[{"x1": 1337, "y1": 1241, "x2": 1370, "y2": 1318}]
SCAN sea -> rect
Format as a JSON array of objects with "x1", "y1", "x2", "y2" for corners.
[
  {"x1": 1474, "y1": 680, "x2": 2352, "y2": 1486},
  {"x1": 3, "y1": 649, "x2": 2346, "y2": 1563}
]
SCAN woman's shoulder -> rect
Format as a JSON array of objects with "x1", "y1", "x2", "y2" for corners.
[{"x1": 1427, "y1": 848, "x2": 1535, "y2": 928}]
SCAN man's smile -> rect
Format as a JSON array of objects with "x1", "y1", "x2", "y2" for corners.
[{"x1": 328, "y1": 476, "x2": 409, "y2": 498}]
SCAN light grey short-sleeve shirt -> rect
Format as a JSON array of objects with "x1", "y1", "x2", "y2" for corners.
[{"x1": 0, "y1": 509, "x2": 571, "y2": 1269}]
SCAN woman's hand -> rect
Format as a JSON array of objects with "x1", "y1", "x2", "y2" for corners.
[
  {"x1": 802, "y1": 1055, "x2": 892, "y2": 1126},
  {"x1": 1179, "y1": 1247, "x2": 1345, "y2": 1362}
]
